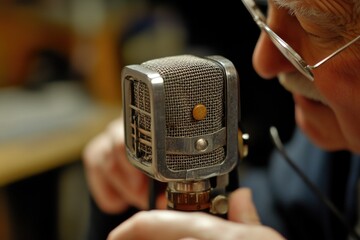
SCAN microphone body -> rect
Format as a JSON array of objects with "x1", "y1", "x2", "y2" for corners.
[{"x1": 122, "y1": 54, "x2": 242, "y2": 214}]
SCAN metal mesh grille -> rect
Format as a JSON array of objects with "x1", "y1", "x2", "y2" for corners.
[
  {"x1": 131, "y1": 79, "x2": 152, "y2": 162},
  {"x1": 142, "y1": 55, "x2": 225, "y2": 171}
]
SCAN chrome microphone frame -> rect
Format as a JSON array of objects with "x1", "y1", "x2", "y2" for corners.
[{"x1": 122, "y1": 54, "x2": 247, "y2": 214}]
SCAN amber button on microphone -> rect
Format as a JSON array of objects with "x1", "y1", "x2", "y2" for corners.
[{"x1": 193, "y1": 104, "x2": 207, "y2": 120}]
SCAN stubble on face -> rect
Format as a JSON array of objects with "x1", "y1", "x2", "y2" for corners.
[{"x1": 278, "y1": 72, "x2": 327, "y2": 104}]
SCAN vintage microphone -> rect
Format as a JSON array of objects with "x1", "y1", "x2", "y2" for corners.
[{"x1": 121, "y1": 54, "x2": 248, "y2": 215}]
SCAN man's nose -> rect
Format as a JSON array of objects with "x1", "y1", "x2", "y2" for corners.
[{"x1": 252, "y1": 31, "x2": 296, "y2": 79}]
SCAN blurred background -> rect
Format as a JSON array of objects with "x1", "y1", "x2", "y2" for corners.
[{"x1": 0, "y1": 0, "x2": 295, "y2": 239}]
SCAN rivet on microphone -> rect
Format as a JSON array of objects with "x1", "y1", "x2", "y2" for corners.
[
  {"x1": 195, "y1": 138, "x2": 208, "y2": 151},
  {"x1": 193, "y1": 104, "x2": 207, "y2": 120}
]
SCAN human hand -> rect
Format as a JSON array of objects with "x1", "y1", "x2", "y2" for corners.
[
  {"x1": 107, "y1": 188, "x2": 286, "y2": 240},
  {"x1": 83, "y1": 116, "x2": 167, "y2": 214}
]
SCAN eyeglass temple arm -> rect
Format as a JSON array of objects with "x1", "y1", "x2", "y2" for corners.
[
  {"x1": 309, "y1": 36, "x2": 360, "y2": 70},
  {"x1": 241, "y1": 0, "x2": 267, "y2": 23}
]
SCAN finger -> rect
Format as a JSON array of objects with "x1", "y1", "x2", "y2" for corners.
[
  {"x1": 87, "y1": 164, "x2": 129, "y2": 213},
  {"x1": 156, "y1": 193, "x2": 167, "y2": 210},
  {"x1": 106, "y1": 115, "x2": 166, "y2": 210},
  {"x1": 106, "y1": 117, "x2": 125, "y2": 146},
  {"x1": 105, "y1": 117, "x2": 151, "y2": 210},
  {"x1": 107, "y1": 210, "x2": 224, "y2": 240},
  {"x1": 103, "y1": 148, "x2": 149, "y2": 210},
  {"x1": 228, "y1": 188, "x2": 261, "y2": 225},
  {"x1": 108, "y1": 210, "x2": 285, "y2": 240},
  {"x1": 117, "y1": 161, "x2": 149, "y2": 209},
  {"x1": 178, "y1": 238, "x2": 200, "y2": 240},
  {"x1": 83, "y1": 116, "x2": 149, "y2": 213},
  {"x1": 83, "y1": 133, "x2": 129, "y2": 213},
  {"x1": 98, "y1": 121, "x2": 150, "y2": 210}
]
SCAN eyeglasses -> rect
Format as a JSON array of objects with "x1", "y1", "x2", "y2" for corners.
[{"x1": 241, "y1": 0, "x2": 360, "y2": 81}]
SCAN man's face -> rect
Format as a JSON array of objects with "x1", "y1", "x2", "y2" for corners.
[{"x1": 252, "y1": 0, "x2": 360, "y2": 153}]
